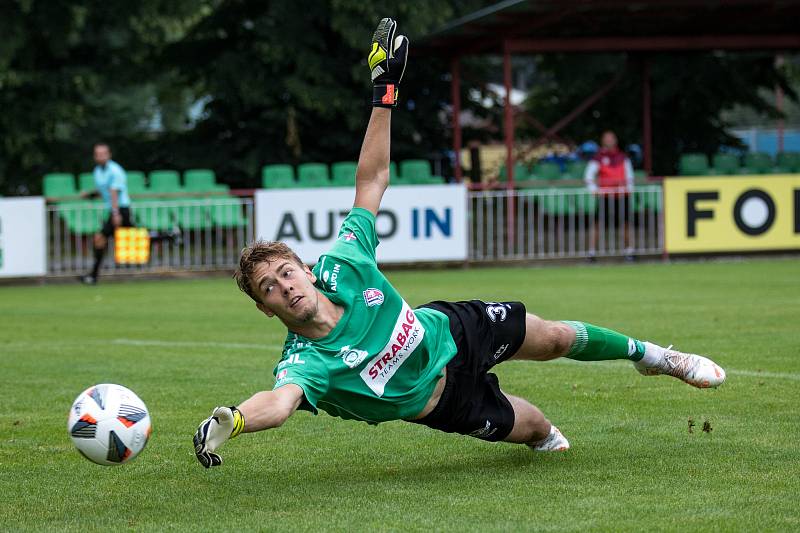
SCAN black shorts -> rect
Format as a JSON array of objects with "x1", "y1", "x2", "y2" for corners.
[
  {"x1": 101, "y1": 207, "x2": 133, "y2": 237},
  {"x1": 595, "y1": 194, "x2": 632, "y2": 225},
  {"x1": 413, "y1": 300, "x2": 527, "y2": 442}
]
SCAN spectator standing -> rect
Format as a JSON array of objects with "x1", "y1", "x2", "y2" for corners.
[{"x1": 584, "y1": 131, "x2": 635, "y2": 261}]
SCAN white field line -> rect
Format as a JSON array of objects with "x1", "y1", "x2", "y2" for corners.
[
  {"x1": 110, "y1": 338, "x2": 284, "y2": 351},
  {"x1": 3, "y1": 338, "x2": 799, "y2": 382},
  {"x1": 509, "y1": 358, "x2": 800, "y2": 382}
]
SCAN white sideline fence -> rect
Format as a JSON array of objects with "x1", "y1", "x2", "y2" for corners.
[
  {"x1": 43, "y1": 185, "x2": 664, "y2": 276},
  {"x1": 47, "y1": 197, "x2": 255, "y2": 276},
  {"x1": 468, "y1": 185, "x2": 664, "y2": 261}
]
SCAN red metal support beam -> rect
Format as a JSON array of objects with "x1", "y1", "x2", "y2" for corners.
[
  {"x1": 503, "y1": 41, "x2": 514, "y2": 187},
  {"x1": 451, "y1": 57, "x2": 463, "y2": 182},
  {"x1": 776, "y1": 54, "x2": 785, "y2": 153},
  {"x1": 542, "y1": 68, "x2": 625, "y2": 139},
  {"x1": 506, "y1": 34, "x2": 800, "y2": 53},
  {"x1": 503, "y1": 40, "x2": 516, "y2": 251},
  {"x1": 642, "y1": 57, "x2": 653, "y2": 175}
]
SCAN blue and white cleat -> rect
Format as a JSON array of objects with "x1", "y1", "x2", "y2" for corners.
[{"x1": 635, "y1": 342, "x2": 726, "y2": 389}]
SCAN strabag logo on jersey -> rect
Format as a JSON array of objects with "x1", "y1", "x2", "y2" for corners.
[
  {"x1": 338, "y1": 345, "x2": 369, "y2": 369},
  {"x1": 360, "y1": 301, "x2": 425, "y2": 397},
  {"x1": 363, "y1": 288, "x2": 384, "y2": 307}
]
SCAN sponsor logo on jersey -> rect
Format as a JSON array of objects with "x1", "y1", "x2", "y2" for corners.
[
  {"x1": 485, "y1": 303, "x2": 511, "y2": 322},
  {"x1": 341, "y1": 231, "x2": 357, "y2": 242},
  {"x1": 276, "y1": 369, "x2": 288, "y2": 381},
  {"x1": 360, "y1": 301, "x2": 425, "y2": 397},
  {"x1": 325, "y1": 263, "x2": 340, "y2": 291},
  {"x1": 338, "y1": 345, "x2": 369, "y2": 369},
  {"x1": 493, "y1": 343, "x2": 510, "y2": 360},
  {"x1": 276, "y1": 352, "x2": 306, "y2": 371},
  {"x1": 363, "y1": 288, "x2": 384, "y2": 307}
]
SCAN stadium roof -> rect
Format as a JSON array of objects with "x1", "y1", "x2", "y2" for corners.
[{"x1": 418, "y1": 0, "x2": 800, "y2": 55}]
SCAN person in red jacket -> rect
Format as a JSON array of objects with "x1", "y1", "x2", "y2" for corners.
[{"x1": 584, "y1": 130, "x2": 635, "y2": 261}]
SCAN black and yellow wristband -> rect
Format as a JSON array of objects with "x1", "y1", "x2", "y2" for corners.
[{"x1": 229, "y1": 406, "x2": 245, "y2": 438}]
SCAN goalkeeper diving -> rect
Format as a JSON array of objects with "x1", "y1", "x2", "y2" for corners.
[{"x1": 193, "y1": 18, "x2": 726, "y2": 468}]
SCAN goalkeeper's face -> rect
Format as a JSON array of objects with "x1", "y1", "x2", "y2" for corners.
[{"x1": 251, "y1": 259, "x2": 320, "y2": 326}]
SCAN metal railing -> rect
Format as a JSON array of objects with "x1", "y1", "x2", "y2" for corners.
[
  {"x1": 45, "y1": 186, "x2": 663, "y2": 276},
  {"x1": 468, "y1": 185, "x2": 663, "y2": 261},
  {"x1": 47, "y1": 197, "x2": 255, "y2": 276}
]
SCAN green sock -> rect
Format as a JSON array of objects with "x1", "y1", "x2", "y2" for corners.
[{"x1": 561, "y1": 321, "x2": 646, "y2": 361}]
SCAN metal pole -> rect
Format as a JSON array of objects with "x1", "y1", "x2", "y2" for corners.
[
  {"x1": 451, "y1": 57, "x2": 463, "y2": 182},
  {"x1": 503, "y1": 41, "x2": 516, "y2": 250},
  {"x1": 642, "y1": 57, "x2": 653, "y2": 175},
  {"x1": 776, "y1": 54, "x2": 785, "y2": 153}
]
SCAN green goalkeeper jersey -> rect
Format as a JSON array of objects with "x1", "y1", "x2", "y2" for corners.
[{"x1": 271, "y1": 207, "x2": 457, "y2": 424}]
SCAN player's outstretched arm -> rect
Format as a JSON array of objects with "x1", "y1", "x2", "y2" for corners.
[
  {"x1": 354, "y1": 108, "x2": 392, "y2": 215},
  {"x1": 238, "y1": 384, "x2": 304, "y2": 432},
  {"x1": 353, "y1": 17, "x2": 409, "y2": 216},
  {"x1": 193, "y1": 385, "x2": 303, "y2": 468}
]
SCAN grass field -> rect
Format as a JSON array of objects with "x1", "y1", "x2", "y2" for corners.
[{"x1": 2, "y1": 258, "x2": 799, "y2": 531}]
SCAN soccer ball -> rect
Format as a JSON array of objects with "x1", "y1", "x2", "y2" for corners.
[{"x1": 68, "y1": 384, "x2": 152, "y2": 466}]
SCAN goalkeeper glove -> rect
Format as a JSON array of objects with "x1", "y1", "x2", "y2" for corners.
[
  {"x1": 193, "y1": 405, "x2": 245, "y2": 468},
  {"x1": 368, "y1": 17, "x2": 409, "y2": 108}
]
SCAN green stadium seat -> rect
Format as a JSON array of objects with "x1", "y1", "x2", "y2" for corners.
[
  {"x1": 58, "y1": 200, "x2": 104, "y2": 235},
  {"x1": 134, "y1": 199, "x2": 175, "y2": 231},
  {"x1": 776, "y1": 152, "x2": 800, "y2": 173},
  {"x1": 148, "y1": 170, "x2": 183, "y2": 194},
  {"x1": 498, "y1": 162, "x2": 530, "y2": 182},
  {"x1": 679, "y1": 153, "x2": 709, "y2": 176},
  {"x1": 126, "y1": 171, "x2": 147, "y2": 195},
  {"x1": 210, "y1": 197, "x2": 248, "y2": 228},
  {"x1": 540, "y1": 186, "x2": 596, "y2": 216},
  {"x1": 331, "y1": 162, "x2": 357, "y2": 187},
  {"x1": 711, "y1": 153, "x2": 741, "y2": 175},
  {"x1": 400, "y1": 159, "x2": 441, "y2": 184},
  {"x1": 634, "y1": 189, "x2": 663, "y2": 213},
  {"x1": 172, "y1": 200, "x2": 212, "y2": 230},
  {"x1": 262, "y1": 164, "x2": 296, "y2": 188},
  {"x1": 744, "y1": 152, "x2": 774, "y2": 174},
  {"x1": 531, "y1": 161, "x2": 562, "y2": 181},
  {"x1": 563, "y1": 160, "x2": 588, "y2": 180},
  {"x1": 184, "y1": 169, "x2": 229, "y2": 193},
  {"x1": 78, "y1": 172, "x2": 95, "y2": 193},
  {"x1": 43, "y1": 173, "x2": 77, "y2": 197},
  {"x1": 297, "y1": 163, "x2": 330, "y2": 187}
]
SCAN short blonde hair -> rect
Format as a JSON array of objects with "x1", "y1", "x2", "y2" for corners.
[{"x1": 234, "y1": 240, "x2": 304, "y2": 303}]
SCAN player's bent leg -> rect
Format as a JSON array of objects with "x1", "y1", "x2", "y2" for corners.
[
  {"x1": 503, "y1": 393, "x2": 569, "y2": 451},
  {"x1": 510, "y1": 316, "x2": 725, "y2": 388},
  {"x1": 510, "y1": 314, "x2": 575, "y2": 361}
]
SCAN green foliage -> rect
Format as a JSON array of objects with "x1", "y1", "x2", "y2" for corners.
[
  {"x1": 523, "y1": 53, "x2": 796, "y2": 174},
  {"x1": 0, "y1": 0, "x2": 487, "y2": 194},
  {"x1": 1, "y1": 259, "x2": 800, "y2": 529},
  {"x1": 0, "y1": 0, "x2": 205, "y2": 194}
]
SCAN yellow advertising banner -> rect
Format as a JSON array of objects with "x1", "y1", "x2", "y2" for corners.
[{"x1": 664, "y1": 175, "x2": 800, "y2": 253}]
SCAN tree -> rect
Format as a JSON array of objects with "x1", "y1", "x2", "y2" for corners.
[
  {"x1": 0, "y1": 0, "x2": 210, "y2": 194},
  {"x1": 521, "y1": 52, "x2": 797, "y2": 174}
]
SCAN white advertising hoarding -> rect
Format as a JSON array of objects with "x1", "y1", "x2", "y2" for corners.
[
  {"x1": 0, "y1": 197, "x2": 47, "y2": 277},
  {"x1": 255, "y1": 184, "x2": 467, "y2": 263}
]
